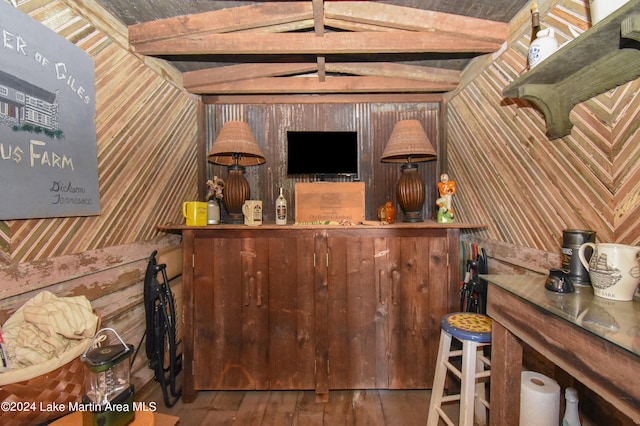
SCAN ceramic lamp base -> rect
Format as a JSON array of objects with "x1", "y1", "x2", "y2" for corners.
[
  {"x1": 396, "y1": 163, "x2": 425, "y2": 222},
  {"x1": 223, "y1": 165, "x2": 250, "y2": 224}
]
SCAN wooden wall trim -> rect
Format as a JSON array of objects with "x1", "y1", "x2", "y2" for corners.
[
  {"x1": 203, "y1": 93, "x2": 443, "y2": 105},
  {"x1": 461, "y1": 234, "x2": 560, "y2": 275},
  {"x1": 0, "y1": 234, "x2": 180, "y2": 303},
  {"x1": 197, "y1": 99, "x2": 209, "y2": 201}
]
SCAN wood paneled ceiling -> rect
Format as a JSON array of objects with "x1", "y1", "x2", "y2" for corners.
[{"x1": 95, "y1": 0, "x2": 530, "y2": 95}]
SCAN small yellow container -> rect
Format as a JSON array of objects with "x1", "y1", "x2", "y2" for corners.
[{"x1": 182, "y1": 202, "x2": 208, "y2": 226}]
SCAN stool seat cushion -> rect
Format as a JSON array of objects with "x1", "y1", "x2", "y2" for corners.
[{"x1": 441, "y1": 313, "x2": 492, "y2": 343}]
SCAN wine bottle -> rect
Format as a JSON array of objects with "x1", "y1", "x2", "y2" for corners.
[
  {"x1": 530, "y1": 2, "x2": 541, "y2": 43},
  {"x1": 562, "y1": 388, "x2": 581, "y2": 426},
  {"x1": 528, "y1": 2, "x2": 541, "y2": 69},
  {"x1": 275, "y1": 187, "x2": 287, "y2": 225}
]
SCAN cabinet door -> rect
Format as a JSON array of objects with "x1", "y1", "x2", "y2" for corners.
[
  {"x1": 192, "y1": 235, "x2": 316, "y2": 391},
  {"x1": 326, "y1": 236, "x2": 378, "y2": 389},
  {"x1": 384, "y1": 235, "x2": 449, "y2": 389},
  {"x1": 266, "y1": 236, "x2": 316, "y2": 390},
  {"x1": 326, "y1": 234, "x2": 449, "y2": 389},
  {"x1": 192, "y1": 236, "x2": 270, "y2": 390}
]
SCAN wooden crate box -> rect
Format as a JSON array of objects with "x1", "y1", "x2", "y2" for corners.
[{"x1": 294, "y1": 182, "x2": 365, "y2": 223}]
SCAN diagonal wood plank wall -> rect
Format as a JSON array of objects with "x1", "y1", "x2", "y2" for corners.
[
  {"x1": 1, "y1": 1, "x2": 196, "y2": 265},
  {"x1": 0, "y1": 0, "x2": 198, "y2": 389},
  {"x1": 448, "y1": 0, "x2": 640, "y2": 273}
]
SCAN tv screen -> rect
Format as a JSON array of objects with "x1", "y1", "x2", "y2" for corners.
[{"x1": 287, "y1": 131, "x2": 359, "y2": 177}]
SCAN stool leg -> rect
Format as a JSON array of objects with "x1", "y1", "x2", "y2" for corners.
[
  {"x1": 427, "y1": 330, "x2": 452, "y2": 426},
  {"x1": 459, "y1": 341, "x2": 478, "y2": 426},
  {"x1": 474, "y1": 354, "x2": 487, "y2": 426}
]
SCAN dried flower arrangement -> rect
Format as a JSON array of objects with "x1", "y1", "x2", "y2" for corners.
[{"x1": 206, "y1": 176, "x2": 225, "y2": 201}]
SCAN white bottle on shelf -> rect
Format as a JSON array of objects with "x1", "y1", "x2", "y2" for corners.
[
  {"x1": 275, "y1": 187, "x2": 287, "y2": 225},
  {"x1": 562, "y1": 388, "x2": 581, "y2": 426}
]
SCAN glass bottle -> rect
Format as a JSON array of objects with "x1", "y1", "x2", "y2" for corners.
[
  {"x1": 528, "y1": 2, "x2": 541, "y2": 69},
  {"x1": 207, "y1": 199, "x2": 220, "y2": 225},
  {"x1": 275, "y1": 187, "x2": 287, "y2": 225},
  {"x1": 562, "y1": 388, "x2": 581, "y2": 426},
  {"x1": 530, "y1": 2, "x2": 541, "y2": 42}
]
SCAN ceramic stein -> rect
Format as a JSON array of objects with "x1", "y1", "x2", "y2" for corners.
[
  {"x1": 578, "y1": 243, "x2": 640, "y2": 301},
  {"x1": 528, "y1": 28, "x2": 558, "y2": 68},
  {"x1": 242, "y1": 200, "x2": 262, "y2": 226},
  {"x1": 562, "y1": 229, "x2": 596, "y2": 286}
]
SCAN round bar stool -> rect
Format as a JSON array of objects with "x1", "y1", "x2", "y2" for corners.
[{"x1": 427, "y1": 312, "x2": 492, "y2": 426}]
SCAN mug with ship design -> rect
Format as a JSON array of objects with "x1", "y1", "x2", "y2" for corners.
[{"x1": 578, "y1": 243, "x2": 640, "y2": 301}]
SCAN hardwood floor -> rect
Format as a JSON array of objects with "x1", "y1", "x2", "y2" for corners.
[{"x1": 137, "y1": 384, "x2": 464, "y2": 425}]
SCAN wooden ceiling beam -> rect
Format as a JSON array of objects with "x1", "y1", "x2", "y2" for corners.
[
  {"x1": 235, "y1": 20, "x2": 315, "y2": 34},
  {"x1": 128, "y1": 2, "x2": 313, "y2": 44},
  {"x1": 324, "y1": 18, "x2": 403, "y2": 33},
  {"x1": 325, "y1": 2, "x2": 507, "y2": 43},
  {"x1": 128, "y1": 3, "x2": 506, "y2": 46},
  {"x1": 325, "y1": 63, "x2": 461, "y2": 85},
  {"x1": 131, "y1": 31, "x2": 503, "y2": 56},
  {"x1": 202, "y1": 93, "x2": 444, "y2": 105},
  {"x1": 184, "y1": 76, "x2": 458, "y2": 95},
  {"x1": 125, "y1": 2, "x2": 508, "y2": 95},
  {"x1": 184, "y1": 63, "x2": 319, "y2": 90},
  {"x1": 183, "y1": 62, "x2": 461, "y2": 90},
  {"x1": 312, "y1": 0, "x2": 326, "y2": 82}
]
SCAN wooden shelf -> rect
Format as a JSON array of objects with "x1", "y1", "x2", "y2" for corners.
[{"x1": 503, "y1": 0, "x2": 640, "y2": 138}]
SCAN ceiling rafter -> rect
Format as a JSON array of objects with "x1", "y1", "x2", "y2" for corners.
[
  {"x1": 312, "y1": 0, "x2": 326, "y2": 81},
  {"x1": 128, "y1": 2, "x2": 314, "y2": 43},
  {"x1": 127, "y1": 1, "x2": 507, "y2": 95},
  {"x1": 183, "y1": 75, "x2": 458, "y2": 94},
  {"x1": 324, "y1": 2, "x2": 507, "y2": 42},
  {"x1": 131, "y1": 32, "x2": 503, "y2": 56},
  {"x1": 184, "y1": 63, "x2": 460, "y2": 91}
]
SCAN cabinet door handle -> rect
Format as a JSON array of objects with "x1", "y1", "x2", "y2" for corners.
[
  {"x1": 378, "y1": 270, "x2": 385, "y2": 305},
  {"x1": 255, "y1": 271, "x2": 263, "y2": 306},
  {"x1": 412, "y1": 305, "x2": 417, "y2": 334},
  {"x1": 391, "y1": 269, "x2": 400, "y2": 306},
  {"x1": 243, "y1": 271, "x2": 251, "y2": 306}
]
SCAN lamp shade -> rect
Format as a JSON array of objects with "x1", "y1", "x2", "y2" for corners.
[
  {"x1": 207, "y1": 121, "x2": 266, "y2": 166},
  {"x1": 381, "y1": 119, "x2": 437, "y2": 163}
]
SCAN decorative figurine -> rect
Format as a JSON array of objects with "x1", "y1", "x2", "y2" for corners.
[
  {"x1": 384, "y1": 201, "x2": 396, "y2": 224},
  {"x1": 378, "y1": 201, "x2": 396, "y2": 224},
  {"x1": 436, "y1": 173, "x2": 456, "y2": 223}
]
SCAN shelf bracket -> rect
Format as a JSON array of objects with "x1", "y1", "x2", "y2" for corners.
[
  {"x1": 503, "y1": 3, "x2": 640, "y2": 139},
  {"x1": 515, "y1": 84, "x2": 573, "y2": 139},
  {"x1": 621, "y1": 14, "x2": 640, "y2": 42}
]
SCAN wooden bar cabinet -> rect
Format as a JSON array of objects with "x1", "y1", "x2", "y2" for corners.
[{"x1": 160, "y1": 223, "x2": 483, "y2": 402}]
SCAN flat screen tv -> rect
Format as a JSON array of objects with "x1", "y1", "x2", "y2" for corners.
[{"x1": 287, "y1": 131, "x2": 359, "y2": 177}]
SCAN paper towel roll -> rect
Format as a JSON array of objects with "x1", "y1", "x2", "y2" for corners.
[{"x1": 519, "y1": 371, "x2": 560, "y2": 426}]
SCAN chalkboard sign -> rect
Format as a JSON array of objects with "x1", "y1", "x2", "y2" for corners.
[{"x1": 0, "y1": 2, "x2": 100, "y2": 220}]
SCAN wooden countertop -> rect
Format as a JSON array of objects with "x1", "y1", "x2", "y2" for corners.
[
  {"x1": 158, "y1": 220, "x2": 487, "y2": 232},
  {"x1": 485, "y1": 275, "x2": 639, "y2": 424},
  {"x1": 484, "y1": 274, "x2": 639, "y2": 357}
]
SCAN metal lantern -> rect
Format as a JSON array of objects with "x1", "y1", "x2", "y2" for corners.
[{"x1": 81, "y1": 328, "x2": 135, "y2": 426}]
